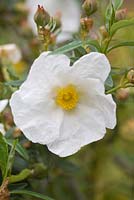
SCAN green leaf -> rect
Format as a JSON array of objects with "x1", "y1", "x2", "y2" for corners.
[
  {"x1": 0, "y1": 133, "x2": 8, "y2": 178},
  {"x1": 110, "y1": 18, "x2": 134, "y2": 36},
  {"x1": 85, "y1": 40, "x2": 101, "y2": 52},
  {"x1": 52, "y1": 40, "x2": 82, "y2": 54},
  {"x1": 4, "y1": 79, "x2": 24, "y2": 87},
  {"x1": 5, "y1": 139, "x2": 18, "y2": 178},
  {"x1": 105, "y1": 3, "x2": 115, "y2": 32},
  {"x1": 9, "y1": 169, "x2": 33, "y2": 184},
  {"x1": 10, "y1": 190, "x2": 55, "y2": 200},
  {"x1": 112, "y1": 0, "x2": 123, "y2": 10},
  {"x1": 5, "y1": 139, "x2": 29, "y2": 161},
  {"x1": 108, "y1": 41, "x2": 134, "y2": 52},
  {"x1": 105, "y1": 74, "x2": 114, "y2": 88},
  {"x1": 52, "y1": 40, "x2": 101, "y2": 54}
]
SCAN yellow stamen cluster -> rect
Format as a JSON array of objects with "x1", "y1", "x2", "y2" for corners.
[{"x1": 55, "y1": 84, "x2": 79, "y2": 111}]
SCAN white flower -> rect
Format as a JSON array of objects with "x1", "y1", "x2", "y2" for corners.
[
  {"x1": 0, "y1": 44, "x2": 22, "y2": 64},
  {"x1": 0, "y1": 123, "x2": 6, "y2": 136},
  {"x1": 0, "y1": 99, "x2": 8, "y2": 113},
  {"x1": 26, "y1": 0, "x2": 80, "y2": 42},
  {"x1": 10, "y1": 52, "x2": 116, "y2": 157},
  {"x1": 0, "y1": 99, "x2": 8, "y2": 136}
]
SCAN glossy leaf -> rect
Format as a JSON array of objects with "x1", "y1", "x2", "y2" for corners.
[{"x1": 10, "y1": 190, "x2": 55, "y2": 200}]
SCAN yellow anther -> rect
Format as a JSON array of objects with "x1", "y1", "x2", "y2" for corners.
[{"x1": 55, "y1": 84, "x2": 79, "y2": 111}]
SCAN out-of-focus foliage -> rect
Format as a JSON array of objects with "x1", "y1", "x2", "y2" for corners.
[{"x1": 0, "y1": 0, "x2": 134, "y2": 200}]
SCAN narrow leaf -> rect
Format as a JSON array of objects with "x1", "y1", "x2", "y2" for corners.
[
  {"x1": 112, "y1": 0, "x2": 123, "y2": 10},
  {"x1": 0, "y1": 133, "x2": 8, "y2": 178},
  {"x1": 52, "y1": 40, "x2": 82, "y2": 54},
  {"x1": 10, "y1": 190, "x2": 55, "y2": 200},
  {"x1": 4, "y1": 139, "x2": 18, "y2": 179},
  {"x1": 110, "y1": 18, "x2": 134, "y2": 36},
  {"x1": 52, "y1": 40, "x2": 101, "y2": 54},
  {"x1": 105, "y1": 3, "x2": 115, "y2": 31},
  {"x1": 105, "y1": 74, "x2": 113, "y2": 88},
  {"x1": 5, "y1": 139, "x2": 29, "y2": 161},
  {"x1": 9, "y1": 169, "x2": 33, "y2": 184},
  {"x1": 4, "y1": 79, "x2": 24, "y2": 87},
  {"x1": 108, "y1": 41, "x2": 134, "y2": 52}
]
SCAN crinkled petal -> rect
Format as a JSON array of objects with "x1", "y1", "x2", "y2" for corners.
[
  {"x1": 93, "y1": 94, "x2": 116, "y2": 129},
  {"x1": 0, "y1": 99, "x2": 8, "y2": 112},
  {"x1": 10, "y1": 52, "x2": 70, "y2": 144},
  {"x1": 47, "y1": 105, "x2": 106, "y2": 157},
  {"x1": 10, "y1": 91, "x2": 63, "y2": 144},
  {"x1": 19, "y1": 52, "x2": 70, "y2": 101},
  {"x1": 72, "y1": 52, "x2": 110, "y2": 82}
]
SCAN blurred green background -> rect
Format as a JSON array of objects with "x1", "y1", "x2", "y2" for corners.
[{"x1": 0, "y1": 0, "x2": 134, "y2": 200}]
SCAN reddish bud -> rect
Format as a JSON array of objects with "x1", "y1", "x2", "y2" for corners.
[
  {"x1": 115, "y1": 8, "x2": 127, "y2": 21},
  {"x1": 34, "y1": 5, "x2": 50, "y2": 27}
]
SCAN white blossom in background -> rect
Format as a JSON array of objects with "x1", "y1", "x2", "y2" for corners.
[
  {"x1": 0, "y1": 44, "x2": 22, "y2": 64},
  {"x1": 0, "y1": 124, "x2": 6, "y2": 136},
  {"x1": 0, "y1": 99, "x2": 8, "y2": 113},
  {"x1": 10, "y1": 52, "x2": 116, "y2": 157},
  {"x1": 26, "y1": 0, "x2": 80, "y2": 42},
  {"x1": 0, "y1": 99, "x2": 8, "y2": 136}
]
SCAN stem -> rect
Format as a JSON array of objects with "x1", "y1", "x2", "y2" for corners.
[
  {"x1": 106, "y1": 85, "x2": 121, "y2": 94},
  {"x1": 130, "y1": 175, "x2": 134, "y2": 200}
]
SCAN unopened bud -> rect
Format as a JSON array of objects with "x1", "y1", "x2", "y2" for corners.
[
  {"x1": 127, "y1": 69, "x2": 134, "y2": 84},
  {"x1": 82, "y1": 0, "x2": 97, "y2": 16},
  {"x1": 80, "y1": 17, "x2": 93, "y2": 32},
  {"x1": 115, "y1": 8, "x2": 127, "y2": 21},
  {"x1": 99, "y1": 26, "x2": 109, "y2": 39},
  {"x1": 116, "y1": 88, "x2": 129, "y2": 101},
  {"x1": 34, "y1": 5, "x2": 50, "y2": 27}
]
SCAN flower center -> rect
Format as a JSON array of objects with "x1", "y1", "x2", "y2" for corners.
[{"x1": 55, "y1": 84, "x2": 79, "y2": 110}]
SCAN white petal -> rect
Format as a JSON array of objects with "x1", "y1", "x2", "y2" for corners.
[
  {"x1": 72, "y1": 52, "x2": 111, "y2": 82},
  {"x1": 47, "y1": 105, "x2": 106, "y2": 157},
  {"x1": 19, "y1": 52, "x2": 70, "y2": 95},
  {"x1": 0, "y1": 99, "x2": 8, "y2": 112},
  {"x1": 0, "y1": 123, "x2": 5, "y2": 136},
  {"x1": 10, "y1": 91, "x2": 63, "y2": 144},
  {"x1": 26, "y1": 0, "x2": 80, "y2": 41},
  {"x1": 10, "y1": 53, "x2": 70, "y2": 144},
  {"x1": 47, "y1": 134, "x2": 82, "y2": 157},
  {"x1": 94, "y1": 94, "x2": 116, "y2": 129}
]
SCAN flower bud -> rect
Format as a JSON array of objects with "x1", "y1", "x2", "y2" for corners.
[
  {"x1": 80, "y1": 17, "x2": 93, "y2": 32},
  {"x1": 34, "y1": 5, "x2": 50, "y2": 27},
  {"x1": 116, "y1": 88, "x2": 129, "y2": 101},
  {"x1": 99, "y1": 26, "x2": 109, "y2": 39},
  {"x1": 127, "y1": 69, "x2": 134, "y2": 84},
  {"x1": 115, "y1": 8, "x2": 127, "y2": 21},
  {"x1": 82, "y1": 0, "x2": 97, "y2": 16}
]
